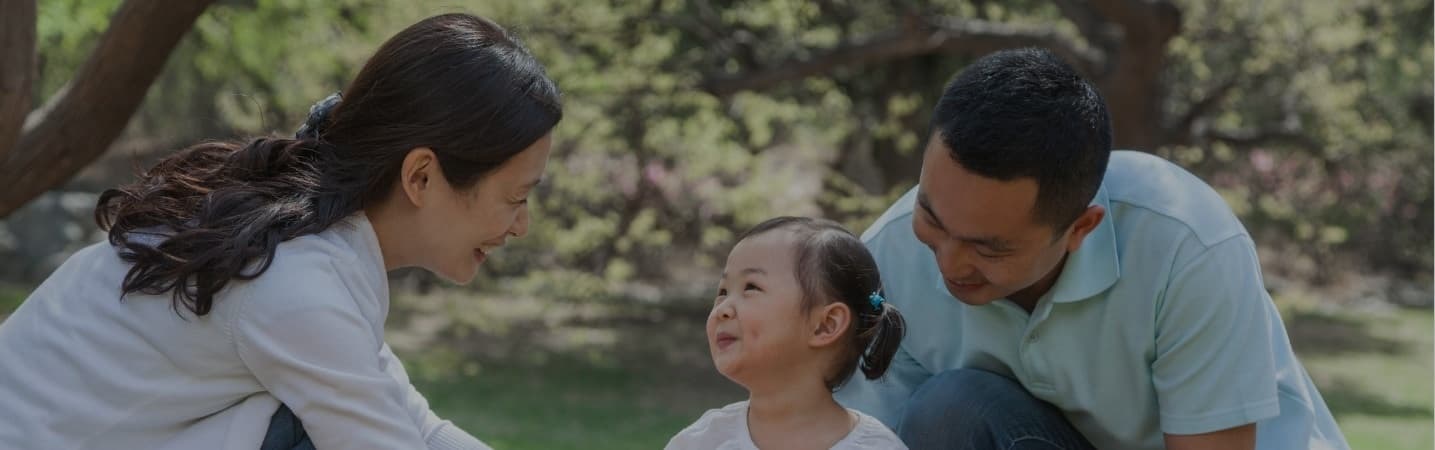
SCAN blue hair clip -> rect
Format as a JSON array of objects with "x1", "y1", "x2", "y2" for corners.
[{"x1": 868, "y1": 292, "x2": 885, "y2": 310}]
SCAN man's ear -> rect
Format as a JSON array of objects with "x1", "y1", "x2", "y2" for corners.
[
  {"x1": 809, "y1": 302, "x2": 852, "y2": 348},
  {"x1": 1062, "y1": 205, "x2": 1106, "y2": 253}
]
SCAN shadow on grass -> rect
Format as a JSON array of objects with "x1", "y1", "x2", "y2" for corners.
[
  {"x1": 1321, "y1": 377, "x2": 1433, "y2": 419},
  {"x1": 1285, "y1": 309, "x2": 1408, "y2": 357}
]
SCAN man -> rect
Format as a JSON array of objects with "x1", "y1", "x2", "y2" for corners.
[{"x1": 834, "y1": 48, "x2": 1347, "y2": 450}]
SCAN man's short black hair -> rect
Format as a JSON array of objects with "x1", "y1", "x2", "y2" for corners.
[{"x1": 931, "y1": 47, "x2": 1112, "y2": 231}]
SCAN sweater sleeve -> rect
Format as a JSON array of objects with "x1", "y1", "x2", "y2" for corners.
[
  {"x1": 378, "y1": 344, "x2": 492, "y2": 450},
  {"x1": 232, "y1": 274, "x2": 429, "y2": 450}
]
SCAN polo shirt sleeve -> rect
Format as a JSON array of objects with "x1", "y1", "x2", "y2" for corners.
[
  {"x1": 1152, "y1": 235, "x2": 1282, "y2": 435},
  {"x1": 834, "y1": 343, "x2": 931, "y2": 429}
]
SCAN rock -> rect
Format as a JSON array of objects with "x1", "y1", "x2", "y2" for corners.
[
  {"x1": 0, "y1": 191, "x2": 102, "y2": 282},
  {"x1": 1389, "y1": 279, "x2": 1434, "y2": 308}
]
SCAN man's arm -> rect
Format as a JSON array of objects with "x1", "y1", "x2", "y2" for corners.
[
  {"x1": 1166, "y1": 424, "x2": 1257, "y2": 450},
  {"x1": 1151, "y1": 235, "x2": 1280, "y2": 439}
]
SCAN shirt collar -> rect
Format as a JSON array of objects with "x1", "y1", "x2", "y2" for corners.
[
  {"x1": 1048, "y1": 184, "x2": 1120, "y2": 304},
  {"x1": 333, "y1": 211, "x2": 391, "y2": 300}
]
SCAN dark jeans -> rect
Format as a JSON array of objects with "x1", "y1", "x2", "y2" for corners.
[
  {"x1": 898, "y1": 369, "x2": 1097, "y2": 450},
  {"x1": 261, "y1": 405, "x2": 315, "y2": 450}
]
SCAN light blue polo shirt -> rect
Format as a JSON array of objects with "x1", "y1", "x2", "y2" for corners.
[{"x1": 835, "y1": 151, "x2": 1348, "y2": 450}]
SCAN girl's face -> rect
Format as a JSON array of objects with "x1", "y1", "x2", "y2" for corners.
[{"x1": 707, "y1": 230, "x2": 814, "y2": 387}]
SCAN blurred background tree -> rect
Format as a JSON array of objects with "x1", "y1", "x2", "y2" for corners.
[
  {"x1": 1, "y1": 0, "x2": 1430, "y2": 448},
  {"x1": 4, "y1": 0, "x2": 1427, "y2": 286}
]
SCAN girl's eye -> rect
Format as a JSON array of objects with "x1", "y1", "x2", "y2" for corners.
[
  {"x1": 715, "y1": 288, "x2": 727, "y2": 298},
  {"x1": 744, "y1": 282, "x2": 760, "y2": 292}
]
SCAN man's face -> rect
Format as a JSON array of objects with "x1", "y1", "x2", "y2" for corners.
[{"x1": 912, "y1": 135, "x2": 1086, "y2": 307}]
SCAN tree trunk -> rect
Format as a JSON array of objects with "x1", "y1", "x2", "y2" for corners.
[
  {"x1": 1087, "y1": 1, "x2": 1182, "y2": 151},
  {"x1": 0, "y1": 0, "x2": 36, "y2": 160},
  {"x1": 0, "y1": 0, "x2": 215, "y2": 218}
]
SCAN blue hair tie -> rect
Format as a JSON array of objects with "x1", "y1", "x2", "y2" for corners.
[
  {"x1": 868, "y1": 292, "x2": 885, "y2": 310},
  {"x1": 296, "y1": 92, "x2": 342, "y2": 139}
]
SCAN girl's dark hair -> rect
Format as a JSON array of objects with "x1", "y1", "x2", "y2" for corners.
[
  {"x1": 94, "y1": 14, "x2": 562, "y2": 316},
  {"x1": 738, "y1": 216, "x2": 907, "y2": 391}
]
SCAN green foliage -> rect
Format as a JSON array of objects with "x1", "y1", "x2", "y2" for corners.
[
  {"x1": 1163, "y1": 0, "x2": 1433, "y2": 274},
  {"x1": 37, "y1": 0, "x2": 384, "y2": 141},
  {"x1": 0, "y1": 283, "x2": 27, "y2": 317},
  {"x1": 33, "y1": 0, "x2": 1432, "y2": 284},
  {"x1": 33, "y1": 0, "x2": 121, "y2": 99},
  {"x1": 20, "y1": 3, "x2": 1431, "y2": 446}
]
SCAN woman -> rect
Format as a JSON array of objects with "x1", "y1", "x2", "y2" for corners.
[{"x1": 0, "y1": 13, "x2": 559, "y2": 450}]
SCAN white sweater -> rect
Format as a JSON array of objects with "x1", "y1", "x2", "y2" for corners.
[
  {"x1": 666, "y1": 401, "x2": 907, "y2": 450},
  {"x1": 0, "y1": 213, "x2": 487, "y2": 450}
]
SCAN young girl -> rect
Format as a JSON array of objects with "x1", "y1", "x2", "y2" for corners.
[{"x1": 668, "y1": 217, "x2": 909, "y2": 450}]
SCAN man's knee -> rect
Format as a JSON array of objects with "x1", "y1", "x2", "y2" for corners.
[
  {"x1": 899, "y1": 369, "x2": 1026, "y2": 435},
  {"x1": 898, "y1": 369, "x2": 1095, "y2": 450}
]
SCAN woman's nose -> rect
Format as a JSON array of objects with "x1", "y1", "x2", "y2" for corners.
[{"x1": 508, "y1": 205, "x2": 531, "y2": 238}]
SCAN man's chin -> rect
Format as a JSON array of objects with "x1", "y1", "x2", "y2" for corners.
[
  {"x1": 945, "y1": 287, "x2": 1004, "y2": 306},
  {"x1": 944, "y1": 278, "x2": 997, "y2": 301},
  {"x1": 952, "y1": 295, "x2": 1002, "y2": 306}
]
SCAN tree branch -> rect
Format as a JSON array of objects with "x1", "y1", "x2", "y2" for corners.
[
  {"x1": 1087, "y1": 0, "x2": 1181, "y2": 36},
  {"x1": 1166, "y1": 76, "x2": 1240, "y2": 143},
  {"x1": 1411, "y1": 92, "x2": 1433, "y2": 133},
  {"x1": 0, "y1": 0, "x2": 36, "y2": 161},
  {"x1": 0, "y1": 0, "x2": 215, "y2": 218},
  {"x1": 701, "y1": 16, "x2": 1103, "y2": 97},
  {"x1": 1053, "y1": 0, "x2": 1119, "y2": 50},
  {"x1": 652, "y1": 0, "x2": 764, "y2": 71},
  {"x1": 1205, "y1": 127, "x2": 1320, "y2": 150}
]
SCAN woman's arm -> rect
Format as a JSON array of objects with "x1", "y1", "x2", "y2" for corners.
[
  {"x1": 379, "y1": 344, "x2": 493, "y2": 450},
  {"x1": 235, "y1": 297, "x2": 430, "y2": 450},
  {"x1": 228, "y1": 256, "x2": 439, "y2": 450}
]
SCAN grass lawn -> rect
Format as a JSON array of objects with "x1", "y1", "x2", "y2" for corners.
[
  {"x1": 0, "y1": 283, "x2": 27, "y2": 321},
  {"x1": 1284, "y1": 304, "x2": 1433, "y2": 450},
  {"x1": 411, "y1": 358, "x2": 738, "y2": 449},
  {"x1": 391, "y1": 291, "x2": 745, "y2": 450},
  {"x1": 0, "y1": 284, "x2": 1428, "y2": 449},
  {"x1": 397, "y1": 293, "x2": 1433, "y2": 450}
]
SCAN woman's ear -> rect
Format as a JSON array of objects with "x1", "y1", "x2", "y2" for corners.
[
  {"x1": 399, "y1": 147, "x2": 437, "y2": 207},
  {"x1": 808, "y1": 302, "x2": 852, "y2": 348}
]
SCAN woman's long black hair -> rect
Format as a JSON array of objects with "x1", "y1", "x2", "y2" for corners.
[{"x1": 95, "y1": 14, "x2": 562, "y2": 315}]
